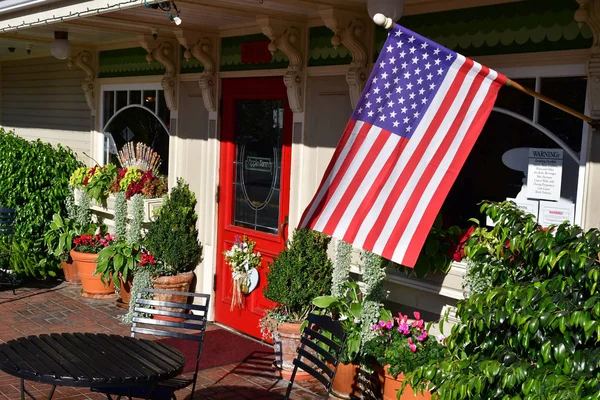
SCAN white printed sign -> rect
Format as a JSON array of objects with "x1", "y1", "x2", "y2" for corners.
[
  {"x1": 527, "y1": 148, "x2": 563, "y2": 201},
  {"x1": 539, "y1": 201, "x2": 575, "y2": 227},
  {"x1": 486, "y1": 198, "x2": 539, "y2": 227}
]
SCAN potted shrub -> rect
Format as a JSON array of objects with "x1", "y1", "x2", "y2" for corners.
[
  {"x1": 71, "y1": 232, "x2": 116, "y2": 297},
  {"x1": 143, "y1": 178, "x2": 201, "y2": 297},
  {"x1": 262, "y1": 228, "x2": 333, "y2": 380},
  {"x1": 363, "y1": 311, "x2": 445, "y2": 400}
]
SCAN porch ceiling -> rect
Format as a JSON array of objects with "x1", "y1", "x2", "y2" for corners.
[{"x1": 0, "y1": 0, "x2": 524, "y2": 60}]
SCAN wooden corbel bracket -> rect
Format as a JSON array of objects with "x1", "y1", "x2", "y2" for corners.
[
  {"x1": 320, "y1": 8, "x2": 370, "y2": 109},
  {"x1": 67, "y1": 51, "x2": 95, "y2": 111},
  {"x1": 257, "y1": 16, "x2": 306, "y2": 113},
  {"x1": 138, "y1": 35, "x2": 178, "y2": 112}
]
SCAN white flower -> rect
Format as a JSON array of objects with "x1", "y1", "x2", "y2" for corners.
[
  {"x1": 436, "y1": 334, "x2": 446, "y2": 344},
  {"x1": 339, "y1": 314, "x2": 348, "y2": 321}
]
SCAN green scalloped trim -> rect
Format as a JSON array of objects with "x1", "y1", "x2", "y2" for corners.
[
  {"x1": 180, "y1": 45, "x2": 205, "y2": 74},
  {"x1": 99, "y1": 47, "x2": 165, "y2": 78},
  {"x1": 374, "y1": 0, "x2": 592, "y2": 58},
  {"x1": 221, "y1": 33, "x2": 288, "y2": 71},
  {"x1": 308, "y1": 26, "x2": 353, "y2": 67}
]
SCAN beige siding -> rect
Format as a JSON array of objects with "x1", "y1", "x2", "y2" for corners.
[{"x1": 1, "y1": 56, "x2": 92, "y2": 160}]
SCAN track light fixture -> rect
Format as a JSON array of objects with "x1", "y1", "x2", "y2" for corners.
[{"x1": 144, "y1": 1, "x2": 181, "y2": 25}]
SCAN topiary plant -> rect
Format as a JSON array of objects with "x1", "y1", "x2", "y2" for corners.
[
  {"x1": 406, "y1": 201, "x2": 600, "y2": 399},
  {"x1": 143, "y1": 178, "x2": 201, "y2": 276},
  {"x1": 263, "y1": 228, "x2": 333, "y2": 322}
]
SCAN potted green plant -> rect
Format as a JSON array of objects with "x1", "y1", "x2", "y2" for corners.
[
  {"x1": 262, "y1": 228, "x2": 333, "y2": 380},
  {"x1": 313, "y1": 281, "x2": 392, "y2": 398},
  {"x1": 143, "y1": 178, "x2": 201, "y2": 295},
  {"x1": 71, "y1": 232, "x2": 116, "y2": 298},
  {"x1": 44, "y1": 214, "x2": 93, "y2": 283},
  {"x1": 363, "y1": 311, "x2": 445, "y2": 400}
]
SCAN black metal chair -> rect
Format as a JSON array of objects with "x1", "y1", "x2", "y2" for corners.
[
  {"x1": 0, "y1": 206, "x2": 17, "y2": 294},
  {"x1": 94, "y1": 288, "x2": 210, "y2": 400},
  {"x1": 284, "y1": 313, "x2": 348, "y2": 400}
]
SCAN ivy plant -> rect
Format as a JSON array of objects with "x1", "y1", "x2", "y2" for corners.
[
  {"x1": 0, "y1": 129, "x2": 83, "y2": 277},
  {"x1": 405, "y1": 201, "x2": 600, "y2": 399}
]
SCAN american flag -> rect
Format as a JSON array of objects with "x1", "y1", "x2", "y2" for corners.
[{"x1": 299, "y1": 23, "x2": 507, "y2": 268}]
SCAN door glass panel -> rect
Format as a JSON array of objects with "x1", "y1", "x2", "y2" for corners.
[{"x1": 233, "y1": 100, "x2": 284, "y2": 234}]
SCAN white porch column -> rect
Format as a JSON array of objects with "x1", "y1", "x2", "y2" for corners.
[{"x1": 576, "y1": 0, "x2": 600, "y2": 229}]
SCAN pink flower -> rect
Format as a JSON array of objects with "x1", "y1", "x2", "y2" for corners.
[
  {"x1": 371, "y1": 324, "x2": 379, "y2": 331},
  {"x1": 398, "y1": 313, "x2": 408, "y2": 323},
  {"x1": 413, "y1": 311, "x2": 420, "y2": 320},
  {"x1": 398, "y1": 322, "x2": 410, "y2": 335},
  {"x1": 417, "y1": 331, "x2": 428, "y2": 342},
  {"x1": 385, "y1": 320, "x2": 394, "y2": 329},
  {"x1": 379, "y1": 320, "x2": 387, "y2": 327},
  {"x1": 408, "y1": 338, "x2": 417, "y2": 352},
  {"x1": 354, "y1": 318, "x2": 360, "y2": 324}
]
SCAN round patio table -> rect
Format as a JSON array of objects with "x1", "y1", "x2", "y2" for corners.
[{"x1": 0, "y1": 332, "x2": 184, "y2": 400}]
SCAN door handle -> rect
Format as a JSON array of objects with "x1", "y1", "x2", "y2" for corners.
[{"x1": 280, "y1": 216, "x2": 289, "y2": 241}]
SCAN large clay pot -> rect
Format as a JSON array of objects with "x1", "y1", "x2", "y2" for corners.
[
  {"x1": 331, "y1": 362, "x2": 361, "y2": 399},
  {"x1": 61, "y1": 259, "x2": 79, "y2": 284},
  {"x1": 277, "y1": 321, "x2": 313, "y2": 381},
  {"x1": 152, "y1": 271, "x2": 195, "y2": 320},
  {"x1": 383, "y1": 365, "x2": 431, "y2": 400},
  {"x1": 71, "y1": 250, "x2": 115, "y2": 298}
]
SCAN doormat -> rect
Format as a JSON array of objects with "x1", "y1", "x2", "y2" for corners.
[{"x1": 158, "y1": 328, "x2": 273, "y2": 373}]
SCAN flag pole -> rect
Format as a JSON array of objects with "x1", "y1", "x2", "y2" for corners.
[{"x1": 372, "y1": 13, "x2": 596, "y2": 126}]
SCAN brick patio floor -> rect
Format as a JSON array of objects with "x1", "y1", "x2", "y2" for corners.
[{"x1": 0, "y1": 281, "x2": 328, "y2": 400}]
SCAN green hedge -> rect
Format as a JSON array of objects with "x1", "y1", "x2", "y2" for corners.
[{"x1": 0, "y1": 129, "x2": 83, "y2": 278}]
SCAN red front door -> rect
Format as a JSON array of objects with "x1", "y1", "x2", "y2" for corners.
[{"x1": 215, "y1": 77, "x2": 292, "y2": 339}]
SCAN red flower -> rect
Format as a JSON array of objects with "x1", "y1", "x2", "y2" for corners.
[{"x1": 450, "y1": 226, "x2": 475, "y2": 262}]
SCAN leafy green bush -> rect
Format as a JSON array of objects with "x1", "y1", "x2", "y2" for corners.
[
  {"x1": 144, "y1": 178, "x2": 201, "y2": 276},
  {"x1": 264, "y1": 228, "x2": 333, "y2": 322},
  {"x1": 0, "y1": 129, "x2": 83, "y2": 277},
  {"x1": 406, "y1": 201, "x2": 600, "y2": 399}
]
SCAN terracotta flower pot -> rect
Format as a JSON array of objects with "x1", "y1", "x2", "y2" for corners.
[
  {"x1": 119, "y1": 275, "x2": 133, "y2": 305},
  {"x1": 70, "y1": 250, "x2": 115, "y2": 298},
  {"x1": 331, "y1": 362, "x2": 361, "y2": 399},
  {"x1": 277, "y1": 321, "x2": 313, "y2": 381},
  {"x1": 60, "y1": 259, "x2": 80, "y2": 284},
  {"x1": 383, "y1": 364, "x2": 431, "y2": 400},
  {"x1": 152, "y1": 271, "x2": 195, "y2": 321}
]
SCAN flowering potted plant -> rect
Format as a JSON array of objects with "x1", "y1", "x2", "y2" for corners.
[
  {"x1": 70, "y1": 233, "x2": 116, "y2": 298},
  {"x1": 313, "y1": 281, "x2": 392, "y2": 397},
  {"x1": 364, "y1": 311, "x2": 446, "y2": 400},
  {"x1": 223, "y1": 235, "x2": 261, "y2": 310}
]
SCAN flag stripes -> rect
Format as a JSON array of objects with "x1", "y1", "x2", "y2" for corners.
[{"x1": 299, "y1": 23, "x2": 506, "y2": 268}]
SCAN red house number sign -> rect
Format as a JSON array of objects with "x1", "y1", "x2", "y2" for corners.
[{"x1": 241, "y1": 40, "x2": 272, "y2": 64}]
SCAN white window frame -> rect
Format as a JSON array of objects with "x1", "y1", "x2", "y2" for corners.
[
  {"x1": 98, "y1": 83, "x2": 170, "y2": 168},
  {"x1": 492, "y1": 64, "x2": 588, "y2": 226}
]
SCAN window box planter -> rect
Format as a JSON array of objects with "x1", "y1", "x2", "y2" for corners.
[{"x1": 73, "y1": 188, "x2": 165, "y2": 225}]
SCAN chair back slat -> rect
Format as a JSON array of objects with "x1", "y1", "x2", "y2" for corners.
[
  {"x1": 135, "y1": 297, "x2": 209, "y2": 313},
  {"x1": 283, "y1": 313, "x2": 348, "y2": 400},
  {"x1": 296, "y1": 347, "x2": 334, "y2": 378},
  {"x1": 302, "y1": 326, "x2": 342, "y2": 354},
  {"x1": 133, "y1": 306, "x2": 208, "y2": 322},
  {"x1": 132, "y1": 316, "x2": 207, "y2": 332},
  {"x1": 293, "y1": 359, "x2": 331, "y2": 387},
  {"x1": 299, "y1": 336, "x2": 337, "y2": 366},
  {"x1": 131, "y1": 326, "x2": 205, "y2": 342}
]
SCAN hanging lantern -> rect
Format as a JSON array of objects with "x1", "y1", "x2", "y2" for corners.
[
  {"x1": 367, "y1": 0, "x2": 405, "y2": 22},
  {"x1": 50, "y1": 31, "x2": 71, "y2": 60}
]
